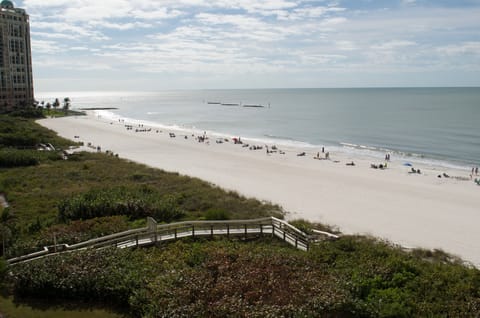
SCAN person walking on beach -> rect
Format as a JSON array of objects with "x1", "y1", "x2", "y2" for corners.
[{"x1": 476, "y1": 167, "x2": 479, "y2": 175}]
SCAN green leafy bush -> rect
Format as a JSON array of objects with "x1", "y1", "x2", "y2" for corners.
[
  {"x1": 0, "y1": 133, "x2": 40, "y2": 147},
  {"x1": 0, "y1": 149, "x2": 62, "y2": 167},
  {"x1": 7, "y1": 238, "x2": 480, "y2": 317},
  {"x1": 0, "y1": 115, "x2": 76, "y2": 149},
  {"x1": 8, "y1": 107, "x2": 44, "y2": 118},
  {"x1": 58, "y1": 186, "x2": 185, "y2": 222},
  {"x1": 9, "y1": 248, "x2": 147, "y2": 306},
  {"x1": 204, "y1": 208, "x2": 230, "y2": 220}
]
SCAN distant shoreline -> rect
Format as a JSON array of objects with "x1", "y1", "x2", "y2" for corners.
[{"x1": 78, "y1": 107, "x2": 119, "y2": 110}]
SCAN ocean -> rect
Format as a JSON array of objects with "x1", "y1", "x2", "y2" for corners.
[{"x1": 37, "y1": 88, "x2": 480, "y2": 170}]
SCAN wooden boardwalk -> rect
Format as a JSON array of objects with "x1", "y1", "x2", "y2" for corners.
[{"x1": 7, "y1": 217, "x2": 334, "y2": 265}]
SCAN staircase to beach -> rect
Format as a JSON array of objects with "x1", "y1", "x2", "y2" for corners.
[{"x1": 6, "y1": 217, "x2": 339, "y2": 265}]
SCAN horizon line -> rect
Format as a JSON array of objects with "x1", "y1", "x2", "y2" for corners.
[{"x1": 35, "y1": 86, "x2": 480, "y2": 95}]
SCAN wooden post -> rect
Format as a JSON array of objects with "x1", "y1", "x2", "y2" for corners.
[
  {"x1": 295, "y1": 238, "x2": 298, "y2": 248},
  {"x1": 192, "y1": 225, "x2": 195, "y2": 238},
  {"x1": 227, "y1": 224, "x2": 230, "y2": 238},
  {"x1": 211, "y1": 225, "x2": 214, "y2": 238},
  {"x1": 244, "y1": 224, "x2": 247, "y2": 239},
  {"x1": 136, "y1": 235, "x2": 138, "y2": 247},
  {"x1": 283, "y1": 230, "x2": 286, "y2": 241},
  {"x1": 174, "y1": 228, "x2": 177, "y2": 239},
  {"x1": 147, "y1": 217, "x2": 157, "y2": 232},
  {"x1": 260, "y1": 224, "x2": 263, "y2": 235}
]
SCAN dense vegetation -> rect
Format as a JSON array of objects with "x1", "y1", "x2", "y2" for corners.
[
  {"x1": 1, "y1": 114, "x2": 479, "y2": 317},
  {"x1": 58, "y1": 186, "x2": 185, "y2": 222},
  {"x1": 8, "y1": 238, "x2": 480, "y2": 317},
  {"x1": 0, "y1": 115, "x2": 73, "y2": 149},
  {"x1": 0, "y1": 148, "x2": 63, "y2": 167}
]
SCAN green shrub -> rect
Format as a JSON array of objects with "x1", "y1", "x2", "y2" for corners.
[
  {"x1": 6, "y1": 239, "x2": 480, "y2": 317},
  {"x1": 204, "y1": 208, "x2": 230, "y2": 220},
  {"x1": 9, "y1": 248, "x2": 146, "y2": 306},
  {"x1": 0, "y1": 149, "x2": 62, "y2": 167},
  {"x1": 0, "y1": 149, "x2": 38, "y2": 167},
  {"x1": 0, "y1": 133, "x2": 40, "y2": 147},
  {"x1": 58, "y1": 186, "x2": 185, "y2": 222},
  {"x1": 0, "y1": 115, "x2": 76, "y2": 149},
  {"x1": 8, "y1": 108, "x2": 44, "y2": 118}
]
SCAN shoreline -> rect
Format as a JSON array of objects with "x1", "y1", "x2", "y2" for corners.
[
  {"x1": 38, "y1": 113, "x2": 480, "y2": 266},
  {"x1": 93, "y1": 108, "x2": 475, "y2": 172}
]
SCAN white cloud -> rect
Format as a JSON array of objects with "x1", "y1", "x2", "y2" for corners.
[
  {"x1": 335, "y1": 41, "x2": 357, "y2": 51},
  {"x1": 31, "y1": 39, "x2": 61, "y2": 54},
  {"x1": 131, "y1": 8, "x2": 184, "y2": 20},
  {"x1": 31, "y1": 31, "x2": 73, "y2": 39},
  {"x1": 32, "y1": 21, "x2": 109, "y2": 41},
  {"x1": 371, "y1": 40, "x2": 416, "y2": 51},
  {"x1": 436, "y1": 42, "x2": 480, "y2": 56},
  {"x1": 23, "y1": 0, "x2": 72, "y2": 7},
  {"x1": 88, "y1": 21, "x2": 153, "y2": 30},
  {"x1": 69, "y1": 46, "x2": 90, "y2": 51},
  {"x1": 34, "y1": 58, "x2": 113, "y2": 71}
]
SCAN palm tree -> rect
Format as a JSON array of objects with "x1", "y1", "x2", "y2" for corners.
[
  {"x1": 63, "y1": 97, "x2": 71, "y2": 114},
  {"x1": 53, "y1": 98, "x2": 60, "y2": 111}
]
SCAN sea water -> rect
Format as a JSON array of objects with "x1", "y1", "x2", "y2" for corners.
[{"x1": 37, "y1": 88, "x2": 480, "y2": 170}]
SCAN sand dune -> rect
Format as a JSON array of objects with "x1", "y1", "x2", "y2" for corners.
[{"x1": 38, "y1": 114, "x2": 480, "y2": 266}]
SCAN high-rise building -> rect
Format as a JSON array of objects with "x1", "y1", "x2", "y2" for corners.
[{"x1": 0, "y1": 0, "x2": 34, "y2": 110}]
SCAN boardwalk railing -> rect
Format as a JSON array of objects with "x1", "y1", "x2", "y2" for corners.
[{"x1": 7, "y1": 217, "x2": 316, "y2": 265}]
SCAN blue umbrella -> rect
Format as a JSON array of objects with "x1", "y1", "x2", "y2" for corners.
[{"x1": 403, "y1": 162, "x2": 413, "y2": 167}]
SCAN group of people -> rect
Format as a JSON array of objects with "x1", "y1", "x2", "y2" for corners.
[
  {"x1": 313, "y1": 147, "x2": 329, "y2": 160},
  {"x1": 471, "y1": 167, "x2": 479, "y2": 179}
]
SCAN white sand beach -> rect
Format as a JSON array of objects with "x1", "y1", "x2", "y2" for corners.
[{"x1": 38, "y1": 114, "x2": 480, "y2": 266}]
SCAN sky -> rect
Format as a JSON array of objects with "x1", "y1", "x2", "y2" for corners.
[{"x1": 14, "y1": 0, "x2": 480, "y2": 91}]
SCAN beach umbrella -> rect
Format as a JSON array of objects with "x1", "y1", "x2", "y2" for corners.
[{"x1": 403, "y1": 162, "x2": 413, "y2": 167}]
